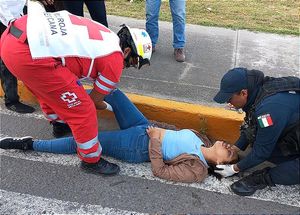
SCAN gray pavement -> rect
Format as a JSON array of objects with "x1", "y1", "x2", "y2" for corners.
[{"x1": 106, "y1": 15, "x2": 299, "y2": 106}]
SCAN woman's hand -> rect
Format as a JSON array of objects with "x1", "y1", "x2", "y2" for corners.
[
  {"x1": 89, "y1": 89, "x2": 107, "y2": 110},
  {"x1": 146, "y1": 126, "x2": 160, "y2": 139}
]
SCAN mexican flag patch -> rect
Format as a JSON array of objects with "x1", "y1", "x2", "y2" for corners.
[{"x1": 257, "y1": 114, "x2": 274, "y2": 128}]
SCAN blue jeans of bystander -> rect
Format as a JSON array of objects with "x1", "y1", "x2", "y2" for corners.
[{"x1": 146, "y1": 0, "x2": 186, "y2": 49}]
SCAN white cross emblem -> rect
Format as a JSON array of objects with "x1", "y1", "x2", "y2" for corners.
[{"x1": 61, "y1": 92, "x2": 78, "y2": 103}]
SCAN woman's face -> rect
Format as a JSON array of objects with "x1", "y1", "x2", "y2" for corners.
[{"x1": 213, "y1": 141, "x2": 238, "y2": 164}]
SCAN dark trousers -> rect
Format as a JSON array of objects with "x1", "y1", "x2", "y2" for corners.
[
  {"x1": 0, "y1": 22, "x2": 19, "y2": 105},
  {"x1": 63, "y1": 0, "x2": 108, "y2": 27},
  {"x1": 268, "y1": 146, "x2": 300, "y2": 185}
]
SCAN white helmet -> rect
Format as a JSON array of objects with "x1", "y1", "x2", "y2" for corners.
[{"x1": 118, "y1": 24, "x2": 152, "y2": 69}]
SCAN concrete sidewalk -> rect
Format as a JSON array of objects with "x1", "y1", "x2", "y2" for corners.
[
  {"x1": 107, "y1": 15, "x2": 299, "y2": 105},
  {"x1": 1, "y1": 15, "x2": 299, "y2": 143}
]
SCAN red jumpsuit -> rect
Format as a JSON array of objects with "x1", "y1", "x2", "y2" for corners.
[{"x1": 0, "y1": 15, "x2": 124, "y2": 163}]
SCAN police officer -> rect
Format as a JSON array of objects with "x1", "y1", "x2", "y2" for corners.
[{"x1": 213, "y1": 67, "x2": 299, "y2": 196}]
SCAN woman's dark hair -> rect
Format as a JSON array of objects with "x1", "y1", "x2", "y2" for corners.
[{"x1": 207, "y1": 163, "x2": 223, "y2": 180}]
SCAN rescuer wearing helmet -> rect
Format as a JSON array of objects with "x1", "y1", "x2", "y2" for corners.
[{"x1": 0, "y1": 1, "x2": 152, "y2": 175}]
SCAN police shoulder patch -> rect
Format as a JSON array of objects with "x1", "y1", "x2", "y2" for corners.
[{"x1": 257, "y1": 113, "x2": 274, "y2": 128}]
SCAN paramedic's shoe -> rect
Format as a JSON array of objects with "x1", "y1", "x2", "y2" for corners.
[
  {"x1": 230, "y1": 167, "x2": 274, "y2": 196},
  {"x1": 80, "y1": 158, "x2": 120, "y2": 175},
  {"x1": 52, "y1": 121, "x2": 72, "y2": 138},
  {"x1": 0, "y1": 136, "x2": 33, "y2": 150},
  {"x1": 6, "y1": 101, "x2": 35, "y2": 114}
]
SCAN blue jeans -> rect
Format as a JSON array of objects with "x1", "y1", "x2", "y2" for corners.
[
  {"x1": 63, "y1": 0, "x2": 108, "y2": 27},
  {"x1": 146, "y1": 0, "x2": 186, "y2": 49},
  {"x1": 33, "y1": 89, "x2": 151, "y2": 163}
]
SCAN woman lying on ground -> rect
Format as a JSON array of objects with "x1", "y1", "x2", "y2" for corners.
[{"x1": 0, "y1": 89, "x2": 238, "y2": 183}]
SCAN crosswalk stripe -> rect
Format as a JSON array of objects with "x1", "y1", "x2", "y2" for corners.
[
  {"x1": 0, "y1": 189, "x2": 146, "y2": 215},
  {"x1": 1, "y1": 148, "x2": 299, "y2": 208}
]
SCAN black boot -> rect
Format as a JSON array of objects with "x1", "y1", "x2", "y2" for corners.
[
  {"x1": 80, "y1": 158, "x2": 120, "y2": 176},
  {"x1": 52, "y1": 121, "x2": 72, "y2": 138},
  {"x1": 0, "y1": 136, "x2": 33, "y2": 150},
  {"x1": 5, "y1": 101, "x2": 35, "y2": 114},
  {"x1": 231, "y1": 167, "x2": 275, "y2": 196}
]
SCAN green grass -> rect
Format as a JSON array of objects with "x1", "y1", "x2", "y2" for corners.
[{"x1": 105, "y1": 0, "x2": 299, "y2": 35}]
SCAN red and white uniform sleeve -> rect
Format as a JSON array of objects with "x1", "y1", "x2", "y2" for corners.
[{"x1": 93, "y1": 52, "x2": 124, "y2": 95}]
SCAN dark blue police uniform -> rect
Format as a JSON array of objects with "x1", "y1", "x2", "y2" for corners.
[
  {"x1": 236, "y1": 91, "x2": 300, "y2": 185},
  {"x1": 214, "y1": 67, "x2": 299, "y2": 196}
]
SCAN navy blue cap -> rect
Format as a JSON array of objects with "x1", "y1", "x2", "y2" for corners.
[{"x1": 214, "y1": 68, "x2": 248, "y2": 103}]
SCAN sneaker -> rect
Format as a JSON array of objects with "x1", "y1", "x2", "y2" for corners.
[
  {"x1": 230, "y1": 167, "x2": 274, "y2": 196},
  {"x1": 80, "y1": 158, "x2": 120, "y2": 175},
  {"x1": 52, "y1": 121, "x2": 72, "y2": 138},
  {"x1": 174, "y1": 48, "x2": 185, "y2": 62},
  {"x1": 0, "y1": 136, "x2": 33, "y2": 150},
  {"x1": 5, "y1": 102, "x2": 35, "y2": 114}
]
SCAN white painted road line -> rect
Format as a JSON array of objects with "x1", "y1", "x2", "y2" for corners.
[
  {"x1": 1, "y1": 149, "x2": 299, "y2": 208},
  {"x1": 0, "y1": 189, "x2": 146, "y2": 215},
  {"x1": 0, "y1": 106, "x2": 46, "y2": 120},
  {"x1": 1, "y1": 106, "x2": 299, "y2": 208}
]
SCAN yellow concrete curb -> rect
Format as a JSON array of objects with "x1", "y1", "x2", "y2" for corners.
[{"x1": 0, "y1": 82, "x2": 244, "y2": 143}]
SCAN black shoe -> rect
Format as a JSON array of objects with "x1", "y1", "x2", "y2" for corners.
[
  {"x1": 52, "y1": 122, "x2": 72, "y2": 138},
  {"x1": 80, "y1": 158, "x2": 120, "y2": 176},
  {"x1": 0, "y1": 136, "x2": 33, "y2": 150},
  {"x1": 230, "y1": 168, "x2": 275, "y2": 196},
  {"x1": 5, "y1": 102, "x2": 35, "y2": 114}
]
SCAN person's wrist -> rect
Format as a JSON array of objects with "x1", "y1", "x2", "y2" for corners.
[
  {"x1": 232, "y1": 145, "x2": 240, "y2": 152},
  {"x1": 103, "y1": 101, "x2": 113, "y2": 111},
  {"x1": 232, "y1": 164, "x2": 240, "y2": 173}
]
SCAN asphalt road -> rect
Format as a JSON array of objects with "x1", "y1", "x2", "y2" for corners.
[{"x1": 1, "y1": 104, "x2": 299, "y2": 214}]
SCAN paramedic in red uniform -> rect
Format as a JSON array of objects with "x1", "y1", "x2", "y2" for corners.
[{"x1": 0, "y1": 3, "x2": 152, "y2": 175}]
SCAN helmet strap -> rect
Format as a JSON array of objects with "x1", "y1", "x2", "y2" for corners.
[
  {"x1": 124, "y1": 53, "x2": 132, "y2": 68},
  {"x1": 137, "y1": 56, "x2": 150, "y2": 69}
]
